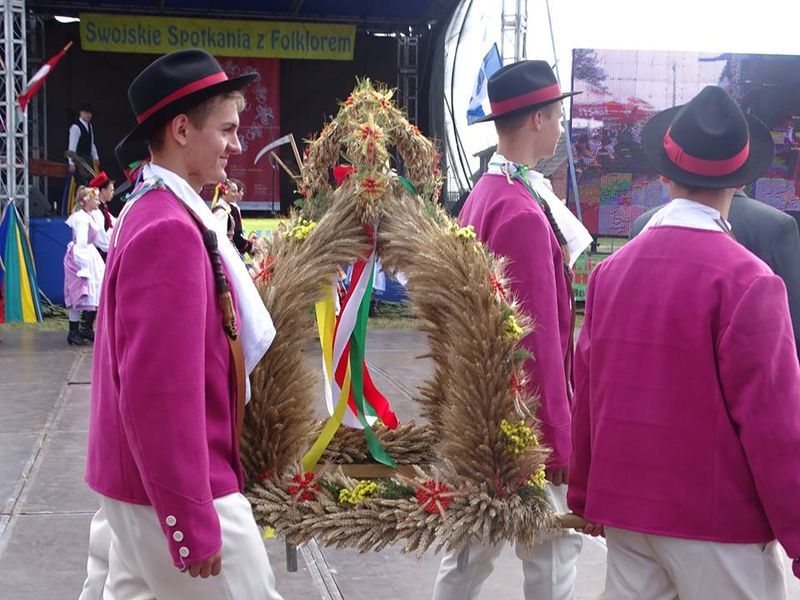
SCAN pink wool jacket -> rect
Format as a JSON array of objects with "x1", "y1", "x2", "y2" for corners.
[
  {"x1": 568, "y1": 226, "x2": 800, "y2": 564},
  {"x1": 460, "y1": 173, "x2": 573, "y2": 469},
  {"x1": 86, "y1": 188, "x2": 242, "y2": 569}
]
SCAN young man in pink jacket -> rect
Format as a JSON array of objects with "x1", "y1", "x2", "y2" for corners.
[
  {"x1": 85, "y1": 49, "x2": 281, "y2": 598},
  {"x1": 569, "y1": 86, "x2": 800, "y2": 598},
  {"x1": 433, "y1": 60, "x2": 591, "y2": 600}
]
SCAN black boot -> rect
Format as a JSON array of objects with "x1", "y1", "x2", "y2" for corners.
[
  {"x1": 67, "y1": 321, "x2": 88, "y2": 346},
  {"x1": 79, "y1": 310, "x2": 96, "y2": 342}
]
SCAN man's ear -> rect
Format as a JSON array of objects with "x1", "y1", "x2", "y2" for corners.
[
  {"x1": 170, "y1": 114, "x2": 191, "y2": 148},
  {"x1": 531, "y1": 110, "x2": 544, "y2": 131}
]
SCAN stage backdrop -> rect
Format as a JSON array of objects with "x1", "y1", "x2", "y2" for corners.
[
  {"x1": 569, "y1": 49, "x2": 800, "y2": 236},
  {"x1": 201, "y1": 56, "x2": 281, "y2": 210}
]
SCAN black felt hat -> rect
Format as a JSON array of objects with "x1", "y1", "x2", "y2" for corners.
[
  {"x1": 641, "y1": 86, "x2": 774, "y2": 188},
  {"x1": 121, "y1": 49, "x2": 257, "y2": 145},
  {"x1": 471, "y1": 59, "x2": 581, "y2": 124},
  {"x1": 114, "y1": 137, "x2": 149, "y2": 171}
]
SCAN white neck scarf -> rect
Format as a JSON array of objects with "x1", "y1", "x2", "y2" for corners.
[
  {"x1": 118, "y1": 163, "x2": 275, "y2": 400},
  {"x1": 487, "y1": 152, "x2": 592, "y2": 268},
  {"x1": 641, "y1": 198, "x2": 731, "y2": 234}
]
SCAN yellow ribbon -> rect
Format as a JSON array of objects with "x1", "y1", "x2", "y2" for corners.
[
  {"x1": 15, "y1": 229, "x2": 36, "y2": 322},
  {"x1": 301, "y1": 287, "x2": 354, "y2": 472}
]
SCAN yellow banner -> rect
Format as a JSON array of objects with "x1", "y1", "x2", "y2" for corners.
[{"x1": 80, "y1": 13, "x2": 355, "y2": 61}]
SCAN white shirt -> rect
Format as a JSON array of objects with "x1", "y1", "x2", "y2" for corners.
[
  {"x1": 67, "y1": 118, "x2": 99, "y2": 164},
  {"x1": 116, "y1": 163, "x2": 276, "y2": 401},
  {"x1": 487, "y1": 152, "x2": 593, "y2": 267},
  {"x1": 640, "y1": 198, "x2": 731, "y2": 234},
  {"x1": 65, "y1": 209, "x2": 105, "y2": 279},
  {"x1": 211, "y1": 198, "x2": 234, "y2": 239},
  {"x1": 90, "y1": 208, "x2": 112, "y2": 253}
]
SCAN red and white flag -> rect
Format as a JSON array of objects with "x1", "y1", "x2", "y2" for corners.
[{"x1": 18, "y1": 41, "x2": 72, "y2": 114}]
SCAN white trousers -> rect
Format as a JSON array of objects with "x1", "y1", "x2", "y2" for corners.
[
  {"x1": 602, "y1": 526, "x2": 786, "y2": 600},
  {"x1": 101, "y1": 492, "x2": 283, "y2": 600},
  {"x1": 78, "y1": 506, "x2": 112, "y2": 600},
  {"x1": 432, "y1": 484, "x2": 583, "y2": 600}
]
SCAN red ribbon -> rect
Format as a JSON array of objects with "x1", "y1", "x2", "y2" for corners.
[
  {"x1": 663, "y1": 127, "x2": 749, "y2": 176},
  {"x1": 332, "y1": 254, "x2": 399, "y2": 430},
  {"x1": 136, "y1": 71, "x2": 229, "y2": 124},
  {"x1": 333, "y1": 164, "x2": 356, "y2": 186},
  {"x1": 489, "y1": 82, "x2": 562, "y2": 116}
]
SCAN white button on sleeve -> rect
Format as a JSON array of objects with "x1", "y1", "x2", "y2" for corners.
[
  {"x1": 179, "y1": 546, "x2": 190, "y2": 558},
  {"x1": 173, "y1": 531, "x2": 184, "y2": 542},
  {"x1": 165, "y1": 515, "x2": 177, "y2": 527}
]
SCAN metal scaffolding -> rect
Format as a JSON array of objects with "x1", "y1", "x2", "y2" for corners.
[
  {"x1": 397, "y1": 33, "x2": 419, "y2": 125},
  {"x1": 0, "y1": 0, "x2": 28, "y2": 225},
  {"x1": 501, "y1": 0, "x2": 527, "y2": 64},
  {"x1": 27, "y1": 11, "x2": 46, "y2": 206}
]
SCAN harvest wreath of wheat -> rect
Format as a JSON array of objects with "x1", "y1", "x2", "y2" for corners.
[{"x1": 241, "y1": 80, "x2": 577, "y2": 562}]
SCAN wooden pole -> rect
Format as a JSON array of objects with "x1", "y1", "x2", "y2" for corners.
[
  {"x1": 288, "y1": 133, "x2": 304, "y2": 171},
  {"x1": 270, "y1": 151, "x2": 299, "y2": 181},
  {"x1": 556, "y1": 512, "x2": 587, "y2": 529}
]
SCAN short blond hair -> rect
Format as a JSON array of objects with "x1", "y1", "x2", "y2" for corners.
[
  {"x1": 494, "y1": 101, "x2": 561, "y2": 136},
  {"x1": 74, "y1": 186, "x2": 97, "y2": 209},
  {"x1": 148, "y1": 90, "x2": 245, "y2": 152}
]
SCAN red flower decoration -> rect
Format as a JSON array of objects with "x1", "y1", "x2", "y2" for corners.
[
  {"x1": 287, "y1": 472, "x2": 318, "y2": 502},
  {"x1": 333, "y1": 165, "x2": 357, "y2": 187},
  {"x1": 345, "y1": 95, "x2": 354, "y2": 106},
  {"x1": 380, "y1": 98, "x2": 390, "y2": 110},
  {"x1": 217, "y1": 182, "x2": 229, "y2": 195},
  {"x1": 258, "y1": 469, "x2": 272, "y2": 481},
  {"x1": 409, "y1": 125, "x2": 421, "y2": 136},
  {"x1": 510, "y1": 370, "x2": 525, "y2": 397},
  {"x1": 362, "y1": 177, "x2": 381, "y2": 196},
  {"x1": 415, "y1": 480, "x2": 453, "y2": 514},
  {"x1": 255, "y1": 256, "x2": 274, "y2": 284},
  {"x1": 359, "y1": 123, "x2": 381, "y2": 141},
  {"x1": 490, "y1": 275, "x2": 508, "y2": 302}
]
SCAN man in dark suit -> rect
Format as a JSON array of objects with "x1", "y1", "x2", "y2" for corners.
[{"x1": 630, "y1": 190, "x2": 800, "y2": 354}]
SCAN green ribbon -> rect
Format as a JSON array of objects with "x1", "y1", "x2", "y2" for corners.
[
  {"x1": 398, "y1": 175, "x2": 419, "y2": 197},
  {"x1": 348, "y1": 264, "x2": 396, "y2": 467},
  {"x1": 508, "y1": 164, "x2": 546, "y2": 208}
]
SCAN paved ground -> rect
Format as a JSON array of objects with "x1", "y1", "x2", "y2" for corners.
[{"x1": 0, "y1": 328, "x2": 796, "y2": 599}]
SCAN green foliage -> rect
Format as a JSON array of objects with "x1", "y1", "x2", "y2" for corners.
[
  {"x1": 377, "y1": 478, "x2": 416, "y2": 500},
  {"x1": 517, "y1": 483, "x2": 546, "y2": 505},
  {"x1": 318, "y1": 478, "x2": 345, "y2": 500}
]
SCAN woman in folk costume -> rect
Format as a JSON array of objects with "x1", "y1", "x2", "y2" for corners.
[
  {"x1": 88, "y1": 170, "x2": 116, "y2": 261},
  {"x1": 569, "y1": 86, "x2": 800, "y2": 598},
  {"x1": 211, "y1": 179, "x2": 236, "y2": 240},
  {"x1": 212, "y1": 178, "x2": 254, "y2": 257},
  {"x1": 228, "y1": 178, "x2": 256, "y2": 256},
  {"x1": 63, "y1": 185, "x2": 105, "y2": 345}
]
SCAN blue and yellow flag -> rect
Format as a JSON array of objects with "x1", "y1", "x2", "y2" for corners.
[{"x1": 0, "y1": 203, "x2": 43, "y2": 323}]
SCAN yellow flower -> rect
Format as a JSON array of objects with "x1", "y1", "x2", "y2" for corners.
[
  {"x1": 500, "y1": 419, "x2": 539, "y2": 455},
  {"x1": 446, "y1": 222, "x2": 477, "y2": 242},
  {"x1": 338, "y1": 480, "x2": 378, "y2": 504},
  {"x1": 529, "y1": 465, "x2": 547, "y2": 490},
  {"x1": 456, "y1": 226, "x2": 476, "y2": 241},
  {"x1": 289, "y1": 219, "x2": 317, "y2": 241},
  {"x1": 503, "y1": 314, "x2": 524, "y2": 341}
]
